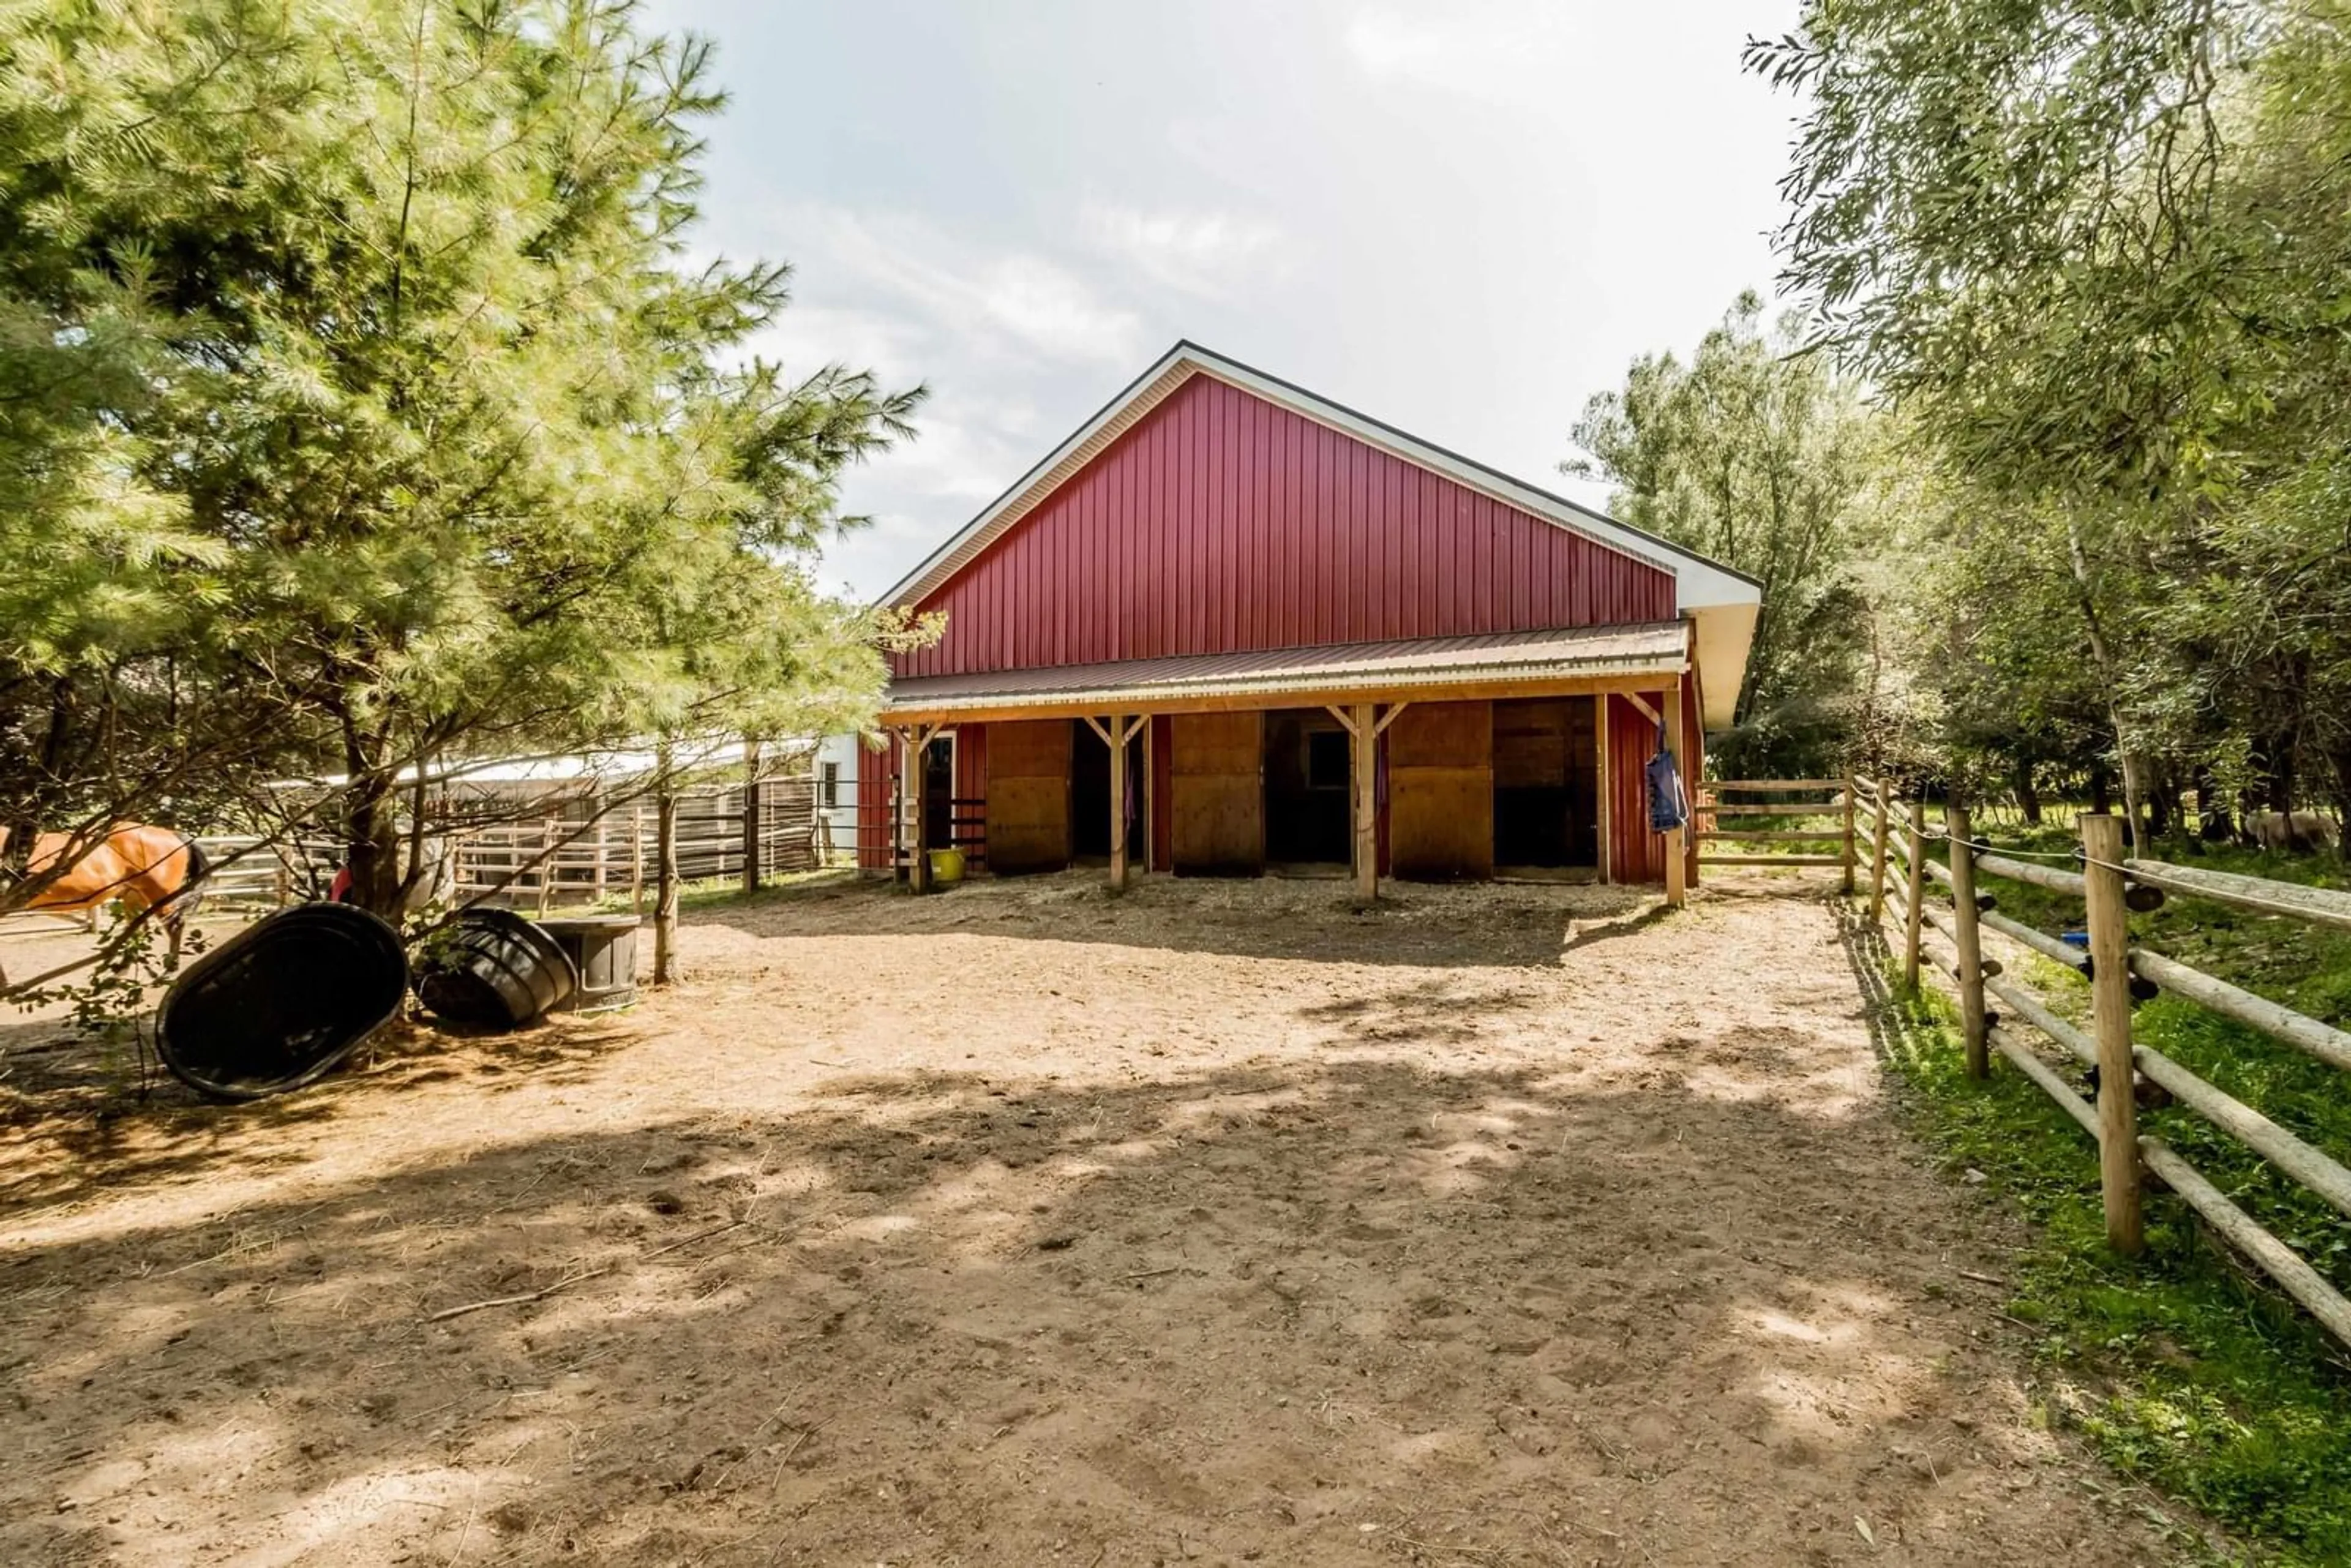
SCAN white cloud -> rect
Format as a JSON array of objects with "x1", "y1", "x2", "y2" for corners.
[
  {"x1": 1077, "y1": 203, "x2": 1297, "y2": 298},
  {"x1": 806, "y1": 208, "x2": 1147, "y2": 368}
]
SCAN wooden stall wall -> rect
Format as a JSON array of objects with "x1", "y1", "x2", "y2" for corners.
[
  {"x1": 1150, "y1": 715, "x2": 1174, "y2": 872},
  {"x1": 984, "y1": 720, "x2": 1073, "y2": 874},
  {"x1": 1387, "y1": 702, "x2": 1493, "y2": 880},
  {"x1": 1170, "y1": 711, "x2": 1264, "y2": 874}
]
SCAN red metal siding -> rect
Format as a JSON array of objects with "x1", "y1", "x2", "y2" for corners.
[
  {"x1": 896, "y1": 375, "x2": 1677, "y2": 678},
  {"x1": 855, "y1": 733, "x2": 899, "y2": 872},
  {"x1": 1601, "y1": 683, "x2": 1706, "y2": 887},
  {"x1": 1606, "y1": 694, "x2": 1664, "y2": 884}
]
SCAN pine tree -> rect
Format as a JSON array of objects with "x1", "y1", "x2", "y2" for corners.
[{"x1": 0, "y1": 0, "x2": 923, "y2": 914}]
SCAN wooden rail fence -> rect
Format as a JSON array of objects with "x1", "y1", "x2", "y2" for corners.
[
  {"x1": 1854, "y1": 776, "x2": 2351, "y2": 1347},
  {"x1": 1696, "y1": 777, "x2": 1858, "y2": 891}
]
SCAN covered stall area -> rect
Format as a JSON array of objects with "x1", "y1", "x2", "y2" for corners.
[{"x1": 864, "y1": 621, "x2": 1705, "y2": 904}]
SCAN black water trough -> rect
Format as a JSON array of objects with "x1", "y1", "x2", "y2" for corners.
[
  {"x1": 157, "y1": 904, "x2": 409, "y2": 1101},
  {"x1": 413, "y1": 909, "x2": 577, "y2": 1029}
]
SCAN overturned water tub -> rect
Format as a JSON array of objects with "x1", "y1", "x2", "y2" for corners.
[
  {"x1": 158, "y1": 904, "x2": 410, "y2": 1101},
  {"x1": 412, "y1": 909, "x2": 578, "y2": 1029}
]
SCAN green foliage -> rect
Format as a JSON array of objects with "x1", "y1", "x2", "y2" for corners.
[
  {"x1": 1567, "y1": 292, "x2": 1883, "y2": 777},
  {"x1": 0, "y1": 0, "x2": 926, "y2": 918},
  {"x1": 1873, "y1": 899, "x2": 2351, "y2": 1563},
  {"x1": 1752, "y1": 0, "x2": 2351, "y2": 836}
]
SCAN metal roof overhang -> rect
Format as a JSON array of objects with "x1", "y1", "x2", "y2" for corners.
[{"x1": 880, "y1": 622, "x2": 1692, "y2": 726}]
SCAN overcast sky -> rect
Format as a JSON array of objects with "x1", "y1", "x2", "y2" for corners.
[{"x1": 645, "y1": 0, "x2": 1804, "y2": 602}]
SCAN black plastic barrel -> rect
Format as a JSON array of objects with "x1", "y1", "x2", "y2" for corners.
[
  {"x1": 537, "y1": 915, "x2": 640, "y2": 1014},
  {"x1": 157, "y1": 904, "x2": 409, "y2": 1101},
  {"x1": 413, "y1": 909, "x2": 578, "y2": 1029}
]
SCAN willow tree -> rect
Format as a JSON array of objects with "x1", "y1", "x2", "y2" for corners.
[
  {"x1": 0, "y1": 0, "x2": 922, "y2": 916},
  {"x1": 1749, "y1": 0, "x2": 2351, "y2": 839},
  {"x1": 1567, "y1": 293, "x2": 1883, "y2": 777}
]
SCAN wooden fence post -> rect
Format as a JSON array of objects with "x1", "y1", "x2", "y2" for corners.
[
  {"x1": 537, "y1": 817, "x2": 557, "y2": 917},
  {"x1": 1840, "y1": 770, "x2": 1858, "y2": 896},
  {"x1": 1868, "y1": 779, "x2": 1891, "y2": 924},
  {"x1": 2081, "y1": 811, "x2": 2144, "y2": 1253},
  {"x1": 1903, "y1": 800, "x2": 1926, "y2": 989},
  {"x1": 1947, "y1": 803, "x2": 1989, "y2": 1078},
  {"x1": 742, "y1": 738, "x2": 763, "y2": 895},
  {"x1": 629, "y1": 803, "x2": 645, "y2": 915}
]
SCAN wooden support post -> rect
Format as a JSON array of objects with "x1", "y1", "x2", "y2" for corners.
[
  {"x1": 1142, "y1": 719, "x2": 1157, "y2": 874},
  {"x1": 741, "y1": 738, "x2": 763, "y2": 895},
  {"x1": 1867, "y1": 779, "x2": 1891, "y2": 924},
  {"x1": 1903, "y1": 800, "x2": 1926, "y2": 989},
  {"x1": 538, "y1": 816, "x2": 557, "y2": 917},
  {"x1": 1352, "y1": 701, "x2": 1378, "y2": 902},
  {"x1": 1840, "y1": 770, "x2": 1858, "y2": 896},
  {"x1": 1108, "y1": 712, "x2": 1129, "y2": 893},
  {"x1": 908, "y1": 727, "x2": 934, "y2": 894},
  {"x1": 2082, "y1": 811, "x2": 2144, "y2": 1254},
  {"x1": 1663, "y1": 685, "x2": 1687, "y2": 909},
  {"x1": 1948, "y1": 803, "x2": 1988, "y2": 1078},
  {"x1": 1594, "y1": 695, "x2": 1612, "y2": 885}
]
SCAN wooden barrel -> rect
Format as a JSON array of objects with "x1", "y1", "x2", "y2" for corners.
[
  {"x1": 414, "y1": 909, "x2": 577, "y2": 1028},
  {"x1": 538, "y1": 915, "x2": 640, "y2": 1014}
]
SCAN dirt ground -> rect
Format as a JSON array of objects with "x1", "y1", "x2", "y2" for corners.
[{"x1": 0, "y1": 872, "x2": 2194, "y2": 1567}]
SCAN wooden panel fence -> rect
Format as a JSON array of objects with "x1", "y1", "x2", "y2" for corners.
[
  {"x1": 181, "y1": 777, "x2": 819, "y2": 913},
  {"x1": 1854, "y1": 776, "x2": 2351, "y2": 1347}
]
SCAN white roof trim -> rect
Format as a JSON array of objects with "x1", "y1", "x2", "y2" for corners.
[{"x1": 879, "y1": 341, "x2": 1763, "y2": 616}]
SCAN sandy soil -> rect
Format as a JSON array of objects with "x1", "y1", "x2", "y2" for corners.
[{"x1": 0, "y1": 873, "x2": 2192, "y2": 1566}]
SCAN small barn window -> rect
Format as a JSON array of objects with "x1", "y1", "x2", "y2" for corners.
[
  {"x1": 820, "y1": 761, "x2": 840, "y2": 809},
  {"x1": 1306, "y1": 729, "x2": 1350, "y2": 791}
]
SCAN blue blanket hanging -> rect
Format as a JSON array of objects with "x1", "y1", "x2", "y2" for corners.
[{"x1": 1645, "y1": 722, "x2": 1689, "y2": 833}]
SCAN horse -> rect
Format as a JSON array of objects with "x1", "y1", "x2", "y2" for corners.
[{"x1": 0, "y1": 823, "x2": 210, "y2": 969}]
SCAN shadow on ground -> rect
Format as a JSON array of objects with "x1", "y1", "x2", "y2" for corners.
[
  {"x1": 679, "y1": 868, "x2": 1661, "y2": 969},
  {"x1": 2, "y1": 1049, "x2": 2171, "y2": 1566}
]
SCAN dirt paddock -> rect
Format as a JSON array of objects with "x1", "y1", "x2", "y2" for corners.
[{"x1": 0, "y1": 873, "x2": 2188, "y2": 1566}]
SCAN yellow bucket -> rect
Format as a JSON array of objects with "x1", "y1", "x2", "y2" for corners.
[{"x1": 928, "y1": 847, "x2": 966, "y2": 886}]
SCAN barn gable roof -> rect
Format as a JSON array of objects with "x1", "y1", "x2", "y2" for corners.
[{"x1": 880, "y1": 342, "x2": 1761, "y2": 727}]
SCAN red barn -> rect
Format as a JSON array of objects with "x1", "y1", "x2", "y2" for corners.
[{"x1": 857, "y1": 343, "x2": 1760, "y2": 903}]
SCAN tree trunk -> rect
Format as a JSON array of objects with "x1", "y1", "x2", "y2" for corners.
[
  {"x1": 2194, "y1": 765, "x2": 2230, "y2": 841},
  {"x1": 2091, "y1": 765, "x2": 2113, "y2": 817},
  {"x1": 343, "y1": 771, "x2": 403, "y2": 916},
  {"x1": 653, "y1": 773, "x2": 678, "y2": 985},
  {"x1": 2063, "y1": 514, "x2": 2146, "y2": 845},
  {"x1": 2146, "y1": 778, "x2": 2173, "y2": 840},
  {"x1": 2013, "y1": 759, "x2": 2043, "y2": 825}
]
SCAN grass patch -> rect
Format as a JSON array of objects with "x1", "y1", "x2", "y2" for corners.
[
  {"x1": 1872, "y1": 827, "x2": 2351, "y2": 1564},
  {"x1": 582, "y1": 866, "x2": 858, "y2": 915}
]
